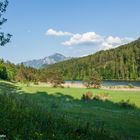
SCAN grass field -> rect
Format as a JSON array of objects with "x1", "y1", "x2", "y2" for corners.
[{"x1": 1, "y1": 81, "x2": 140, "y2": 139}]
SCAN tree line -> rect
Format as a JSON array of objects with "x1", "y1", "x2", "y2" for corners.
[
  {"x1": 0, "y1": 60, "x2": 102, "y2": 88},
  {"x1": 0, "y1": 60, "x2": 66, "y2": 87}
]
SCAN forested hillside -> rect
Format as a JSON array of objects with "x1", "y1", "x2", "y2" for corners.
[{"x1": 45, "y1": 38, "x2": 140, "y2": 80}]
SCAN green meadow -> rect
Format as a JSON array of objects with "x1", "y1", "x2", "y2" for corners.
[{"x1": 0, "y1": 81, "x2": 140, "y2": 139}]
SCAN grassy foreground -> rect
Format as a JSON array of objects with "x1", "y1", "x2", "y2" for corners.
[{"x1": 0, "y1": 81, "x2": 140, "y2": 139}]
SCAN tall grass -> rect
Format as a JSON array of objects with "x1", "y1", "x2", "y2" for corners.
[{"x1": 0, "y1": 93, "x2": 117, "y2": 140}]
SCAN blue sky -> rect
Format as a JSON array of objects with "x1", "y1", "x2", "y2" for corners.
[{"x1": 0, "y1": 0, "x2": 140, "y2": 63}]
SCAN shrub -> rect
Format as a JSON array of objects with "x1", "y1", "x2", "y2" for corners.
[
  {"x1": 83, "y1": 71, "x2": 102, "y2": 89},
  {"x1": 92, "y1": 95, "x2": 101, "y2": 101},
  {"x1": 93, "y1": 93, "x2": 109, "y2": 101},
  {"x1": 81, "y1": 91, "x2": 93, "y2": 101}
]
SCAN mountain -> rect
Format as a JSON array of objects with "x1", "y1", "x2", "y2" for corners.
[
  {"x1": 45, "y1": 38, "x2": 140, "y2": 80},
  {"x1": 22, "y1": 53, "x2": 71, "y2": 68}
]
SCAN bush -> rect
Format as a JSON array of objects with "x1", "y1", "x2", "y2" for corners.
[
  {"x1": 83, "y1": 71, "x2": 102, "y2": 89},
  {"x1": 93, "y1": 93, "x2": 109, "y2": 101},
  {"x1": 81, "y1": 91, "x2": 93, "y2": 101},
  {"x1": 82, "y1": 92, "x2": 109, "y2": 102},
  {"x1": 92, "y1": 95, "x2": 101, "y2": 101}
]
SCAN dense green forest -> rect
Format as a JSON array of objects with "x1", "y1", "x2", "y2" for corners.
[{"x1": 45, "y1": 38, "x2": 140, "y2": 80}]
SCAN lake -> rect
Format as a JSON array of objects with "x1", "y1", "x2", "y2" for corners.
[{"x1": 65, "y1": 80, "x2": 140, "y2": 87}]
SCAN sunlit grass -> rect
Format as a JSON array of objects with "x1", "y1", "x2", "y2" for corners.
[{"x1": 20, "y1": 84, "x2": 140, "y2": 107}]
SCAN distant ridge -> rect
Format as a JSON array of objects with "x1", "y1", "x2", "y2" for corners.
[{"x1": 22, "y1": 53, "x2": 71, "y2": 68}]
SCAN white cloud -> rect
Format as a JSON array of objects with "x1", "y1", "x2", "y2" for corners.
[
  {"x1": 62, "y1": 32, "x2": 134, "y2": 50},
  {"x1": 101, "y1": 42, "x2": 113, "y2": 50},
  {"x1": 101, "y1": 36, "x2": 134, "y2": 50},
  {"x1": 46, "y1": 28, "x2": 134, "y2": 50},
  {"x1": 62, "y1": 32, "x2": 103, "y2": 46},
  {"x1": 46, "y1": 28, "x2": 73, "y2": 36},
  {"x1": 105, "y1": 36, "x2": 122, "y2": 44}
]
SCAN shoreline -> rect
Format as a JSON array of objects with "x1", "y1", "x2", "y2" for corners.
[
  {"x1": 27, "y1": 82, "x2": 140, "y2": 91},
  {"x1": 66, "y1": 79, "x2": 140, "y2": 82},
  {"x1": 63, "y1": 83, "x2": 140, "y2": 91}
]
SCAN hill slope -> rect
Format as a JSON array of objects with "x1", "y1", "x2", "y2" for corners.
[
  {"x1": 45, "y1": 38, "x2": 140, "y2": 80},
  {"x1": 23, "y1": 53, "x2": 71, "y2": 68}
]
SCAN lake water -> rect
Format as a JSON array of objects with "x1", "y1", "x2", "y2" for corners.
[{"x1": 65, "y1": 80, "x2": 140, "y2": 87}]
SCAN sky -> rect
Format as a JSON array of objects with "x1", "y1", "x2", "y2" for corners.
[{"x1": 0, "y1": 0, "x2": 140, "y2": 63}]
